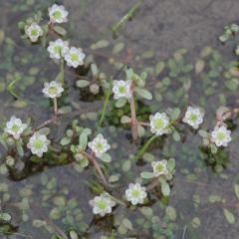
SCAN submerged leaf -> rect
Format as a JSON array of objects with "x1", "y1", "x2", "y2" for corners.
[
  {"x1": 53, "y1": 26, "x2": 67, "y2": 36},
  {"x1": 91, "y1": 40, "x2": 109, "y2": 50},
  {"x1": 136, "y1": 88, "x2": 152, "y2": 100},
  {"x1": 234, "y1": 184, "x2": 239, "y2": 199},
  {"x1": 223, "y1": 208, "x2": 235, "y2": 224},
  {"x1": 140, "y1": 171, "x2": 155, "y2": 179},
  {"x1": 76, "y1": 80, "x2": 90, "y2": 88},
  {"x1": 115, "y1": 98, "x2": 127, "y2": 108},
  {"x1": 161, "y1": 179, "x2": 170, "y2": 196},
  {"x1": 155, "y1": 61, "x2": 165, "y2": 75}
]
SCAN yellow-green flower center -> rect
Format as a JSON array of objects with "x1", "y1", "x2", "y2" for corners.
[
  {"x1": 155, "y1": 118, "x2": 165, "y2": 129},
  {"x1": 71, "y1": 53, "x2": 79, "y2": 62},
  {"x1": 48, "y1": 86, "x2": 58, "y2": 95},
  {"x1": 97, "y1": 200, "x2": 107, "y2": 210},
  {"x1": 53, "y1": 10, "x2": 62, "y2": 20},
  {"x1": 217, "y1": 132, "x2": 226, "y2": 141},
  {"x1": 119, "y1": 86, "x2": 126, "y2": 94},
  {"x1": 31, "y1": 29, "x2": 38, "y2": 36},
  {"x1": 190, "y1": 114, "x2": 198, "y2": 122},
  {"x1": 131, "y1": 189, "x2": 140, "y2": 198},
  {"x1": 33, "y1": 139, "x2": 44, "y2": 150},
  {"x1": 11, "y1": 124, "x2": 20, "y2": 133},
  {"x1": 155, "y1": 163, "x2": 166, "y2": 173},
  {"x1": 53, "y1": 46, "x2": 62, "y2": 54},
  {"x1": 96, "y1": 142, "x2": 104, "y2": 151}
]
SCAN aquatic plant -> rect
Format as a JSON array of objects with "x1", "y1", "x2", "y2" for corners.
[{"x1": 1, "y1": 2, "x2": 239, "y2": 238}]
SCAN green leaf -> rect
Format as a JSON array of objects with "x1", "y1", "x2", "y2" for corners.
[
  {"x1": 234, "y1": 184, "x2": 239, "y2": 199},
  {"x1": 113, "y1": 42, "x2": 125, "y2": 54},
  {"x1": 209, "y1": 195, "x2": 222, "y2": 203},
  {"x1": 115, "y1": 98, "x2": 127, "y2": 108},
  {"x1": 16, "y1": 140, "x2": 24, "y2": 157},
  {"x1": 198, "y1": 130, "x2": 208, "y2": 138},
  {"x1": 49, "y1": 208, "x2": 61, "y2": 220},
  {"x1": 195, "y1": 59, "x2": 205, "y2": 74},
  {"x1": 161, "y1": 180, "x2": 170, "y2": 196},
  {"x1": 91, "y1": 40, "x2": 109, "y2": 50},
  {"x1": 79, "y1": 129, "x2": 91, "y2": 149},
  {"x1": 100, "y1": 153, "x2": 111, "y2": 163},
  {"x1": 142, "y1": 153, "x2": 155, "y2": 162},
  {"x1": 167, "y1": 158, "x2": 176, "y2": 172},
  {"x1": 210, "y1": 144, "x2": 218, "y2": 154},
  {"x1": 121, "y1": 115, "x2": 131, "y2": 124},
  {"x1": 53, "y1": 26, "x2": 67, "y2": 36},
  {"x1": 136, "y1": 88, "x2": 152, "y2": 100},
  {"x1": 172, "y1": 130, "x2": 180, "y2": 142},
  {"x1": 225, "y1": 78, "x2": 239, "y2": 91},
  {"x1": 165, "y1": 206, "x2": 177, "y2": 221},
  {"x1": 191, "y1": 217, "x2": 201, "y2": 228},
  {"x1": 38, "y1": 127, "x2": 50, "y2": 135},
  {"x1": 140, "y1": 171, "x2": 155, "y2": 179},
  {"x1": 76, "y1": 80, "x2": 90, "y2": 88},
  {"x1": 108, "y1": 173, "x2": 120, "y2": 183},
  {"x1": 155, "y1": 61, "x2": 165, "y2": 75},
  {"x1": 91, "y1": 64, "x2": 98, "y2": 76},
  {"x1": 122, "y1": 218, "x2": 133, "y2": 230},
  {"x1": 60, "y1": 137, "x2": 71, "y2": 146},
  {"x1": 140, "y1": 207, "x2": 153, "y2": 217},
  {"x1": 137, "y1": 125, "x2": 145, "y2": 137},
  {"x1": 140, "y1": 71, "x2": 148, "y2": 81},
  {"x1": 141, "y1": 50, "x2": 155, "y2": 59},
  {"x1": 69, "y1": 230, "x2": 78, "y2": 239},
  {"x1": 122, "y1": 160, "x2": 131, "y2": 172},
  {"x1": 223, "y1": 208, "x2": 235, "y2": 224},
  {"x1": 33, "y1": 219, "x2": 46, "y2": 228},
  {"x1": 170, "y1": 108, "x2": 181, "y2": 120}
]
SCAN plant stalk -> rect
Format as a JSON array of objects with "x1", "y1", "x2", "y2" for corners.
[
  {"x1": 80, "y1": 150, "x2": 109, "y2": 186},
  {"x1": 53, "y1": 97, "x2": 58, "y2": 116},
  {"x1": 130, "y1": 95, "x2": 139, "y2": 141},
  {"x1": 134, "y1": 135, "x2": 158, "y2": 161},
  {"x1": 60, "y1": 57, "x2": 65, "y2": 85},
  {"x1": 98, "y1": 84, "x2": 112, "y2": 127}
]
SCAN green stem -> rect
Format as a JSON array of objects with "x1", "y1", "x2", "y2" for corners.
[
  {"x1": 7, "y1": 77, "x2": 21, "y2": 100},
  {"x1": 80, "y1": 150, "x2": 109, "y2": 186},
  {"x1": 130, "y1": 95, "x2": 138, "y2": 141},
  {"x1": 60, "y1": 57, "x2": 65, "y2": 85},
  {"x1": 108, "y1": 194, "x2": 126, "y2": 207},
  {"x1": 53, "y1": 97, "x2": 58, "y2": 116},
  {"x1": 134, "y1": 135, "x2": 158, "y2": 161},
  {"x1": 112, "y1": 1, "x2": 142, "y2": 37},
  {"x1": 98, "y1": 83, "x2": 112, "y2": 127}
]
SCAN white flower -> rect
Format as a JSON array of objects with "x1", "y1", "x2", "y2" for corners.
[
  {"x1": 152, "y1": 160, "x2": 168, "y2": 177},
  {"x1": 88, "y1": 134, "x2": 110, "y2": 158},
  {"x1": 25, "y1": 23, "x2": 43, "y2": 42},
  {"x1": 211, "y1": 125, "x2": 231, "y2": 147},
  {"x1": 182, "y1": 106, "x2": 204, "y2": 129},
  {"x1": 89, "y1": 193, "x2": 116, "y2": 217},
  {"x1": 42, "y1": 81, "x2": 64, "y2": 98},
  {"x1": 150, "y1": 112, "x2": 170, "y2": 136},
  {"x1": 112, "y1": 80, "x2": 132, "y2": 100},
  {"x1": 64, "y1": 47, "x2": 85, "y2": 68},
  {"x1": 5, "y1": 116, "x2": 27, "y2": 140},
  {"x1": 125, "y1": 183, "x2": 147, "y2": 205},
  {"x1": 27, "y1": 132, "x2": 50, "y2": 157},
  {"x1": 48, "y1": 4, "x2": 68, "y2": 23},
  {"x1": 47, "y1": 39, "x2": 69, "y2": 60}
]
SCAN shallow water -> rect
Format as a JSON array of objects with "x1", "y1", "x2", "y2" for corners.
[{"x1": 1, "y1": 0, "x2": 239, "y2": 238}]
